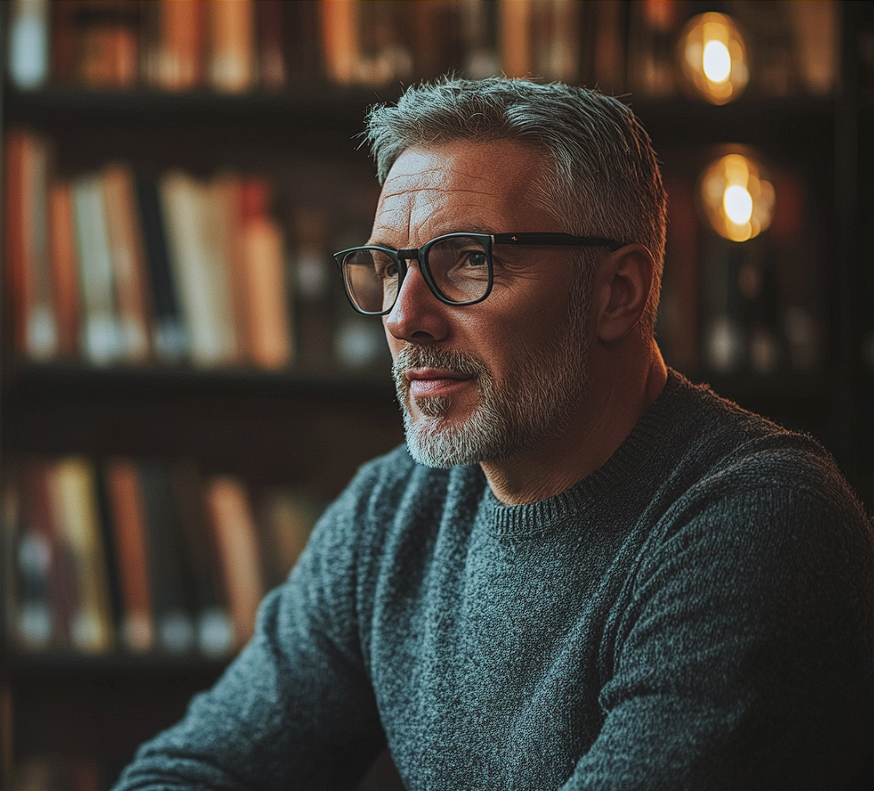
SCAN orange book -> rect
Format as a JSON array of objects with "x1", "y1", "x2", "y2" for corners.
[
  {"x1": 499, "y1": 0, "x2": 534, "y2": 78},
  {"x1": 46, "y1": 178, "x2": 82, "y2": 359},
  {"x1": 208, "y1": 0, "x2": 255, "y2": 92},
  {"x1": 104, "y1": 458, "x2": 155, "y2": 652},
  {"x1": 156, "y1": 0, "x2": 206, "y2": 90},
  {"x1": 240, "y1": 178, "x2": 292, "y2": 369},
  {"x1": 3, "y1": 128, "x2": 58, "y2": 360},
  {"x1": 320, "y1": 0, "x2": 359, "y2": 84},
  {"x1": 205, "y1": 475, "x2": 264, "y2": 647},
  {"x1": 101, "y1": 163, "x2": 153, "y2": 363}
]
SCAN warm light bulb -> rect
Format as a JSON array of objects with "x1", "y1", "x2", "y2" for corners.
[
  {"x1": 702, "y1": 39, "x2": 731, "y2": 83},
  {"x1": 678, "y1": 13, "x2": 749, "y2": 105},
  {"x1": 723, "y1": 184, "x2": 753, "y2": 224},
  {"x1": 699, "y1": 151, "x2": 775, "y2": 242}
]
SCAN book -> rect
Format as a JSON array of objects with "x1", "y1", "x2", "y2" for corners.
[
  {"x1": 70, "y1": 172, "x2": 122, "y2": 365},
  {"x1": 7, "y1": 0, "x2": 50, "y2": 90},
  {"x1": 138, "y1": 459, "x2": 196, "y2": 654},
  {"x1": 154, "y1": 0, "x2": 207, "y2": 90},
  {"x1": 3, "y1": 128, "x2": 58, "y2": 361},
  {"x1": 170, "y1": 460, "x2": 234, "y2": 657},
  {"x1": 75, "y1": 0, "x2": 140, "y2": 88},
  {"x1": 133, "y1": 172, "x2": 188, "y2": 362},
  {"x1": 46, "y1": 178, "x2": 82, "y2": 359},
  {"x1": 290, "y1": 206, "x2": 335, "y2": 368},
  {"x1": 530, "y1": 0, "x2": 582, "y2": 82},
  {"x1": 626, "y1": 0, "x2": 683, "y2": 98},
  {"x1": 239, "y1": 177, "x2": 293, "y2": 369},
  {"x1": 256, "y1": 0, "x2": 287, "y2": 90},
  {"x1": 160, "y1": 170, "x2": 238, "y2": 367},
  {"x1": 48, "y1": 457, "x2": 115, "y2": 653},
  {"x1": 8, "y1": 464, "x2": 53, "y2": 650},
  {"x1": 320, "y1": 0, "x2": 360, "y2": 85},
  {"x1": 204, "y1": 475, "x2": 265, "y2": 647},
  {"x1": 256, "y1": 488, "x2": 321, "y2": 590},
  {"x1": 104, "y1": 458, "x2": 155, "y2": 652},
  {"x1": 499, "y1": 0, "x2": 534, "y2": 78},
  {"x1": 208, "y1": 0, "x2": 256, "y2": 93},
  {"x1": 101, "y1": 163, "x2": 153, "y2": 363}
]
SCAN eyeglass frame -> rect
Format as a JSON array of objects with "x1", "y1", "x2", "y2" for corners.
[{"x1": 333, "y1": 232, "x2": 624, "y2": 316}]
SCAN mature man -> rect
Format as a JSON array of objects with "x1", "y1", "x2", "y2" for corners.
[{"x1": 115, "y1": 78, "x2": 874, "y2": 790}]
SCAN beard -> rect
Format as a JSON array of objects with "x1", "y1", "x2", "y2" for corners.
[{"x1": 392, "y1": 279, "x2": 591, "y2": 468}]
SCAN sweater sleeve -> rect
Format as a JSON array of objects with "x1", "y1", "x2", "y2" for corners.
[
  {"x1": 563, "y1": 458, "x2": 874, "y2": 791},
  {"x1": 111, "y1": 481, "x2": 385, "y2": 791}
]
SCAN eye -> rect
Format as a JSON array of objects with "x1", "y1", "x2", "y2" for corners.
[
  {"x1": 462, "y1": 249, "x2": 488, "y2": 268},
  {"x1": 379, "y1": 262, "x2": 399, "y2": 280}
]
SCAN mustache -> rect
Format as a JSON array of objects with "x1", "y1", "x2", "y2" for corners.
[{"x1": 392, "y1": 346, "x2": 488, "y2": 387}]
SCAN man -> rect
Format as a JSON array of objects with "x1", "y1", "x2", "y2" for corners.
[{"x1": 114, "y1": 78, "x2": 874, "y2": 790}]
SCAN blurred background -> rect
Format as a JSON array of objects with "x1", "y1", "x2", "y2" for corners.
[{"x1": 0, "y1": 1, "x2": 871, "y2": 788}]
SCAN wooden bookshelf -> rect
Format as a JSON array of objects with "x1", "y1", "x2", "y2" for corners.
[{"x1": 1, "y1": 2, "x2": 871, "y2": 789}]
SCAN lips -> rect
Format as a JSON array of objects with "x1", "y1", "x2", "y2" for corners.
[{"x1": 405, "y1": 367, "x2": 473, "y2": 398}]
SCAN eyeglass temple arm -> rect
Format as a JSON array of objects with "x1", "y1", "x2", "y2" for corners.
[{"x1": 493, "y1": 233, "x2": 623, "y2": 251}]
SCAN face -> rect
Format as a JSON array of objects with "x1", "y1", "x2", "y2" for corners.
[{"x1": 371, "y1": 140, "x2": 592, "y2": 468}]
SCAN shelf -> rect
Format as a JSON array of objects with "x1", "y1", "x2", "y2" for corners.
[
  {"x1": 5, "y1": 83, "x2": 835, "y2": 146},
  {"x1": 5, "y1": 362, "x2": 404, "y2": 497},
  {"x1": 5, "y1": 360, "x2": 397, "y2": 402}
]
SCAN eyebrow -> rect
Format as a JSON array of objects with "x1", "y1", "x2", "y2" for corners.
[{"x1": 367, "y1": 226, "x2": 497, "y2": 250}]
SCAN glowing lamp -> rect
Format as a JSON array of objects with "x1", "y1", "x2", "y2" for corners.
[
  {"x1": 699, "y1": 152, "x2": 775, "y2": 242},
  {"x1": 679, "y1": 12, "x2": 749, "y2": 105}
]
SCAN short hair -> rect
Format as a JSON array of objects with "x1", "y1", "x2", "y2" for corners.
[{"x1": 364, "y1": 76, "x2": 668, "y2": 334}]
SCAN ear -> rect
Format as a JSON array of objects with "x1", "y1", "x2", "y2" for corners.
[{"x1": 594, "y1": 244, "x2": 655, "y2": 344}]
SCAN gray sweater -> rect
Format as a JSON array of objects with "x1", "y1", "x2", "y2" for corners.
[{"x1": 114, "y1": 371, "x2": 874, "y2": 790}]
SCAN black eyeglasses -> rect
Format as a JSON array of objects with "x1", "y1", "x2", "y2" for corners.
[{"x1": 333, "y1": 232, "x2": 623, "y2": 315}]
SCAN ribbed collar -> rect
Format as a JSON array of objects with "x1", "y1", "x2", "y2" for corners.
[{"x1": 480, "y1": 370, "x2": 690, "y2": 539}]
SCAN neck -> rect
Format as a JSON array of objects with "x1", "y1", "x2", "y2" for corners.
[{"x1": 481, "y1": 340, "x2": 668, "y2": 506}]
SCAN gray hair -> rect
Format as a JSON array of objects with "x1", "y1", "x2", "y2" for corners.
[{"x1": 363, "y1": 76, "x2": 668, "y2": 334}]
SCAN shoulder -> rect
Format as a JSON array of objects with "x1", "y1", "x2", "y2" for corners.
[{"x1": 307, "y1": 443, "x2": 486, "y2": 561}]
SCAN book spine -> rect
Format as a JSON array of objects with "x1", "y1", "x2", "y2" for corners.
[
  {"x1": 137, "y1": 459, "x2": 196, "y2": 654},
  {"x1": 46, "y1": 178, "x2": 82, "y2": 359},
  {"x1": 70, "y1": 173, "x2": 122, "y2": 365},
  {"x1": 104, "y1": 459, "x2": 155, "y2": 653},
  {"x1": 159, "y1": 171, "x2": 237, "y2": 367},
  {"x1": 208, "y1": 0, "x2": 256, "y2": 93},
  {"x1": 204, "y1": 475, "x2": 265, "y2": 647},
  {"x1": 101, "y1": 164, "x2": 153, "y2": 364},
  {"x1": 133, "y1": 172, "x2": 188, "y2": 362},
  {"x1": 48, "y1": 458, "x2": 115, "y2": 654},
  {"x1": 7, "y1": 0, "x2": 50, "y2": 90}
]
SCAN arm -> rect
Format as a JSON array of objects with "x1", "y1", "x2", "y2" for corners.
[
  {"x1": 565, "y1": 472, "x2": 874, "y2": 790},
  {"x1": 112, "y1": 491, "x2": 385, "y2": 791}
]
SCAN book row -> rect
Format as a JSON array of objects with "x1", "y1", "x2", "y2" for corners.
[
  {"x1": 5, "y1": 454, "x2": 324, "y2": 658},
  {"x1": 2, "y1": 127, "x2": 389, "y2": 371},
  {"x1": 6, "y1": 0, "x2": 840, "y2": 99}
]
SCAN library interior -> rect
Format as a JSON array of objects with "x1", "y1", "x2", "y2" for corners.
[{"x1": 1, "y1": 1, "x2": 872, "y2": 789}]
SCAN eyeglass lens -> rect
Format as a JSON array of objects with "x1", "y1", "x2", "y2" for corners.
[{"x1": 342, "y1": 235, "x2": 490, "y2": 313}]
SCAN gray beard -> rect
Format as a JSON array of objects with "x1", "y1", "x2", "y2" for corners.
[{"x1": 392, "y1": 290, "x2": 590, "y2": 468}]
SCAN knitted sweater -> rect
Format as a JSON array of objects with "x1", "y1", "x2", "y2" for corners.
[{"x1": 113, "y1": 371, "x2": 874, "y2": 790}]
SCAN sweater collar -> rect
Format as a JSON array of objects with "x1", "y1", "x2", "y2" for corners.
[{"x1": 480, "y1": 369, "x2": 687, "y2": 538}]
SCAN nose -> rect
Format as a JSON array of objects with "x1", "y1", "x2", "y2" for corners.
[{"x1": 383, "y1": 258, "x2": 450, "y2": 344}]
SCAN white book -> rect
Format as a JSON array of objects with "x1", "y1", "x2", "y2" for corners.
[
  {"x1": 71, "y1": 174, "x2": 122, "y2": 365},
  {"x1": 160, "y1": 171, "x2": 237, "y2": 367}
]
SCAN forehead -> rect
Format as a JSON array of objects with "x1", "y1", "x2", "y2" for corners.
[{"x1": 371, "y1": 140, "x2": 556, "y2": 243}]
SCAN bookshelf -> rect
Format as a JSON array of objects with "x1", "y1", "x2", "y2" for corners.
[{"x1": 1, "y1": 2, "x2": 871, "y2": 789}]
